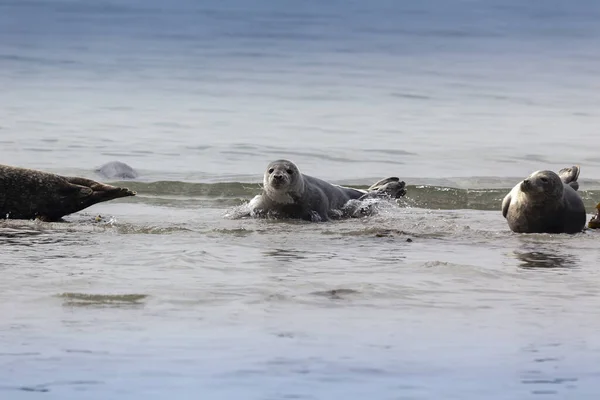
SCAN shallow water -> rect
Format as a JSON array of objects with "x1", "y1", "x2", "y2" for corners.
[{"x1": 2, "y1": 0, "x2": 600, "y2": 399}]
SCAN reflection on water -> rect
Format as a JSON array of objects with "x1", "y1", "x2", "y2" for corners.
[
  {"x1": 263, "y1": 248, "x2": 310, "y2": 261},
  {"x1": 513, "y1": 240, "x2": 580, "y2": 270},
  {"x1": 0, "y1": 227, "x2": 44, "y2": 239},
  {"x1": 263, "y1": 247, "x2": 344, "y2": 262},
  {"x1": 2, "y1": 380, "x2": 104, "y2": 394},
  {"x1": 58, "y1": 292, "x2": 148, "y2": 307},
  {"x1": 514, "y1": 250, "x2": 578, "y2": 270},
  {"x1": 519, "y1": 343, "x2": 580, "y2": 396},
  {"x1": 311, "y1": 288, "x2": 360, "y2": 300}
]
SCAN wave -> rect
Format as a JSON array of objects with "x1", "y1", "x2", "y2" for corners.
[{"x1": 108, "y1": 180, "x2": 600, "y2": 211}]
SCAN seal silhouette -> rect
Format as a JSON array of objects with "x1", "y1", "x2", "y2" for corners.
[
  {"x1": 95, "y1": 161, "x2": 138, "y2": 180},
  {"x1": 0, "y1": 164, "x2": 136, "y2": 221},
  {"x1": 501, "y1": 165, "x2": 586, "y2": 234},
  {"x1": 248, "y1": 159, "x2": 406, "y2": 222}
]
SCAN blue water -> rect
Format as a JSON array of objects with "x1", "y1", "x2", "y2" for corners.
[
  {"x1": 2, "y1": 0, "x2": 600, "y2": 179},
  {"x1": 2, "y1": 1, "x2": 600, "y2": 399}
]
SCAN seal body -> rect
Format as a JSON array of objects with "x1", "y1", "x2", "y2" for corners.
[
  {"x1": 249, "y1": 159, "x2": 406, "y2": 222},
  {"x1": 95, "y1": 161, "x2": 138, "y2": 180},
  {"x1": 501, "y1": 166, "x2": 586, "y2": 234},
  {"x1": 0, "y1": 164, "x2": 136, "y2": 221}
]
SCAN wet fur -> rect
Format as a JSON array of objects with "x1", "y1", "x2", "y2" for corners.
[
  {"x1": 501, "y1": 166, "x2": 586, "y2": 234},
  {"x1": 0, "y1": 164, "x2": 136, "y2": 221},
  {"x1": 251, "y1": 160, "x2": 406, "y2": 222}
]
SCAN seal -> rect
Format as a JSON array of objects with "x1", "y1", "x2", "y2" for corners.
[
  {"x1": 95, "y1": 161, "x2": 138, "y2": 180},
  {"x1": 588, "y1": 202, "x2": 600, "y2": 229},
  {"x1": 248, "y1": 159, "x2": 406, "y2": 222},
  {"x1": 501, "y1": 165, "x2": 586, "y2": 234},
  {"x1": 0, "y1": 164, "x2": 136, "y2": 222}
]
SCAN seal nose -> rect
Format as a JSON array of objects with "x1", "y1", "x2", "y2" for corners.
[
  {"x1": 523, "y1": 179, "x2": 530, "y2": 185},
  {"x1": 273, "y1": 174, "x2": 284, "y2": 182}
]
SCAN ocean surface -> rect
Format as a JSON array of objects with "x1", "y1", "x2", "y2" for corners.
[{"x1": 2, "y1": 0, "x2": 600, "y2": 398}]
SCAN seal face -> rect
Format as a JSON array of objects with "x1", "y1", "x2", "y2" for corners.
[
  {"x1": 248, "y1": 159, "x2": 406, "y2": 222},
  {"x1": 262, "y1": 160, "x2": 304, "y2": 205},
  {"x1": 519, "y1": 170, "x2": 563, "y2": 199},
  {"x1": 501, "y1": 166, "x2": 586, "y2": 234}
]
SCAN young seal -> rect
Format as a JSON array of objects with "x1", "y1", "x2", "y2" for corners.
[
  {"x1": 248, "y1": 159, "x2": 406, "y2": 222},
  {"x1": 0, "y1": 164, "x2": 136, "y2": 221},
  {"x1": 501, "y1": 165, "x2": 586, "y2": 234},
  {"x1": 95, "y1": 161, "x2": 139, "y2": 180}
]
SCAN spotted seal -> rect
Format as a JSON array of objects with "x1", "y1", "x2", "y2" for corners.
[{"x1": 501, "y1": 165, "x2": 585, "y2": 234}]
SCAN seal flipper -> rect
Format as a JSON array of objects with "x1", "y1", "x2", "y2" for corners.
[
  {"x1": 558, "y1": 165, "x2": 580, "y2": 191},
  {"x1": 361, "y1": 177, "x2": 406, "y2": 200},
  {"x1": 368, "y1": 177, "x2": 400, "y2": 190},
  {"x1": 501, "y1": 193, "x2": 511, "y2": 219}
]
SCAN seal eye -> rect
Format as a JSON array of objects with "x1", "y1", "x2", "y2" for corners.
[
  {"x1": 286, "y1": 169, "x2": 293, "y2": 175},
  {"x1": 268, "y1": 168, "x2": 274, "y2": 174},
  {"x1": 540, "y1": 177, "x2": 548, "y2": 183}
]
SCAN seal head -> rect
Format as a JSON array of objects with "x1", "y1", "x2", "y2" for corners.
[
  {"x1": 95, "y1": 161, "x2": 138, "y2": 180},
  {"x1": 263, "y1": 160, "x2": 305, "y2": 204},
  {"x1": 519, "y1": 170, "x2": 563, "y2": 199}
]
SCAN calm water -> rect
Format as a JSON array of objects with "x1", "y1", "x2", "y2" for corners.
[{"x1": 2, "y1": 0, "x2": 600, "y2": 398}]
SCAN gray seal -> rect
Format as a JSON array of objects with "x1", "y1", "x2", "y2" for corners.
[
  {"x1": 0, "y1": 164, "x2": 136, "y2": 221},
  {"x1": 501, "y1": 165, "x2": 586, "y2": 234},
  {"x1": 95, "y1": 161, "x2": 138, "y2": 180},
  {"x1": 248, "y1": 159, "x2": 406, "y2": 222}
]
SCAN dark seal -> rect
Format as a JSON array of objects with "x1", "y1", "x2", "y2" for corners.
[
  {"x1": 0, "y1": 164, "x2": 136, "y2": 221},
  {"x1": 501, "y1": 165, "x2": 586, "y2": 234},
  {"x1": 248, "y1": 159, "x2": 406, "y2": 222}
]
